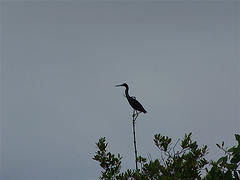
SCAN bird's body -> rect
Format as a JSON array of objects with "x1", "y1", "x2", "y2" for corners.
[{"x1": 116, "y1": 83, "x2": 147, "y2": 113}]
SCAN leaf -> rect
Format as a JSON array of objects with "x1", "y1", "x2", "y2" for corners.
[
  {"x1": 235, "y1": 134, "x2": 240, "y2": 141},
  {"x1": 217, "y1": 156, "x2": 227, "y2": 164},
  {"x1": 230, "y1": 154, "x2": 240, "y2": 164},
  {"x1": 235, "y1": 134, "x2": 240, "y2": 143},
  {"x1": 228, "y1": 147, "x2": 235, "y2": 153}
]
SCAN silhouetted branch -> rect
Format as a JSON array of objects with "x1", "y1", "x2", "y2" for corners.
[{"x1": 132, "y1": 110, "x2": 139, "y2": 170}]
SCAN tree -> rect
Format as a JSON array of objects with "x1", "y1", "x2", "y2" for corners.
[
  {"x1": 93, "y1": 132, "x2": 240, "y2": 179},
  {"x1": 204, "y1": 134, "x2": 240, "y2": 180},
  {"x1": 93, "y1": 137, "x2": 122, "y2": 180}
]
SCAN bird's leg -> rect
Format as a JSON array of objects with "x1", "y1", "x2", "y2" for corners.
[
  {"x1": 132, "y1": 110, "x2": 139, "y2": 120},
  {"x1": 132, "y1": 109, "x2": 136, "y2": 118},
  {"x1": 135, "y1": 111, "x2": 139, "y2": 120}
]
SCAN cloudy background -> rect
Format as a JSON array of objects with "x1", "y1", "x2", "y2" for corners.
[{"x1": 1, "y1": 1, "x2": 240, "y2": 180}]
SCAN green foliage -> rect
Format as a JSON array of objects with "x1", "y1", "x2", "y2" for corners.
[
  {"x1": 204, "y1": 134, "x2": 240, "y2": 180},
  {"x1": 148, "y1": 133, "x2": 208, "y2": 179},
  {"x1": 93, "y1": 137, "x2": 122, "y2": 180},
  {"x1": 93, "y1": 134, "x2": 240, "y2": 180}
]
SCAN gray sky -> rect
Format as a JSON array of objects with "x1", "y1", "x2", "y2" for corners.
[{"x1": 1, "y1": 1, "x2": 240, "y2": 180}]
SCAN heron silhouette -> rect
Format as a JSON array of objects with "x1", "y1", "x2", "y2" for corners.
[{"x1": 116, "y1": 83, "x2": 147, "y2": 114}]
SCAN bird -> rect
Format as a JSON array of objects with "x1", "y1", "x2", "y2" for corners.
[{"x1": 116, "y1": 83, "x2": 147, "y2": 114}]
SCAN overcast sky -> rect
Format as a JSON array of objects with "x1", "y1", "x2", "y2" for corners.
[{"x1": 1, "y1": 1, "x2": 240, "y2": 180}]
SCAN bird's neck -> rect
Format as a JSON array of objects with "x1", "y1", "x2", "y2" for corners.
[{"x1": 125, "y1": 87, "x2": 130, "y2": 98}]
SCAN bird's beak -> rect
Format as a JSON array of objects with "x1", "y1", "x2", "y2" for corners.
[{"x1": 115, "y1": 84, "x2": 123, "y2": 87}]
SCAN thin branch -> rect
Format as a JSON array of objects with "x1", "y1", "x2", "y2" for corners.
[
  {"x1": 147, "y1": 153, "x2": 152, "y2": 162},
  {"x1": 160, "y1": 150, "x2": 166, "y2": 167},
  {"x1": 173, "y1": 138, "x2": 180, "y2": 155},
  {"x1": 132, "y1": 110, "x2": 138, "y2": 170}
]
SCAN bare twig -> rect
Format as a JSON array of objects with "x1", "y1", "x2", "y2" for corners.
[
  {"x1": 132, "y1": 110, "x2": 138, "y2": 170},
  {"x1": 147, "y1": 153, "x2": 152, "y2": 162},
  {"x1": 173, "y1": 138, "x2": 180, "y2": 155},
  {"x1": 160, "y1": 151, "x2": 166, "y2": 166}
]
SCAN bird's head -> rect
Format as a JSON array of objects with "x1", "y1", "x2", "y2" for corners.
[{"x1": 115, "y1": 83, "x2": 128, "y2": 88}]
